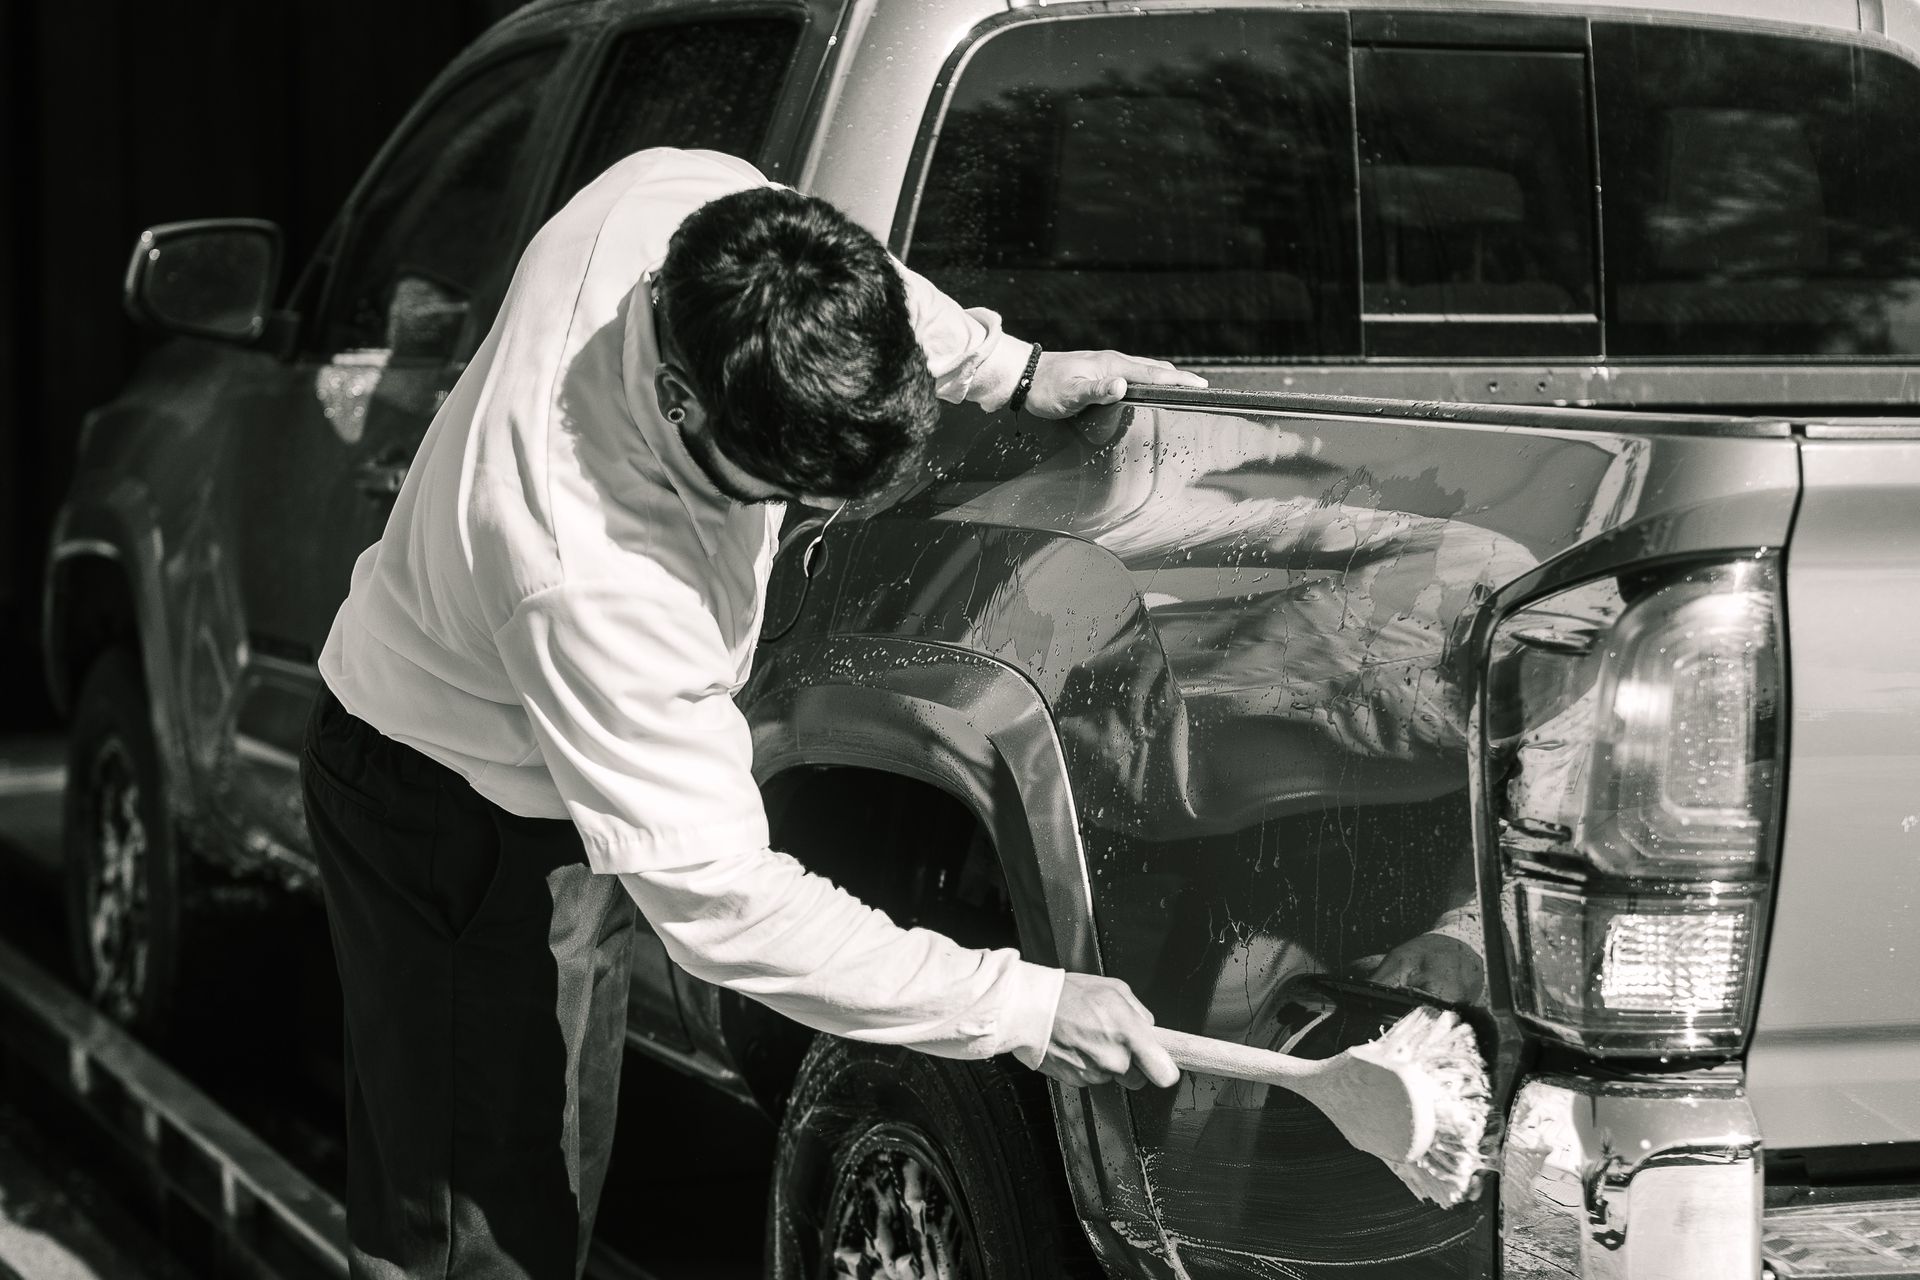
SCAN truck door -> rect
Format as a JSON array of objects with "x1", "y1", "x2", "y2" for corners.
[
  {"x1": 532, "y1": 11, "x2": 814, "y2": 1054},
  {"x1": 214, "y1": 43, "x2": 571, "y2": 867}
]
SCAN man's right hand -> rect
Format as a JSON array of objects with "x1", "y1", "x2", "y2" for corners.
[{"x1": 1035, "y1": 973, "x2": 1181, "y2": 1090}]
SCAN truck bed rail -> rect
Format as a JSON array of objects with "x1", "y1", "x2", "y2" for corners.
[{"x1": 1121, "y1": 382, "x2": 1795, "y2": 436}]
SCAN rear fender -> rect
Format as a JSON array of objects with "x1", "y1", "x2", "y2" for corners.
[{"x1": 742, "y1": 633, "x2": 1179, "y2": 1277}]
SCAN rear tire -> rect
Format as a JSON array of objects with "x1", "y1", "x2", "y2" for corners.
[
  {"x1": 63, "y1": 648, "x2": 188, "y2": 1039},
  {"x1": 767, "y1": 1036, "x2": 1096, "y2": 1280}
]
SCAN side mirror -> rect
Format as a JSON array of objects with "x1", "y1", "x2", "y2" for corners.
[{"x1": 123, "y1": 219, "x2": 284, "y2": 344}]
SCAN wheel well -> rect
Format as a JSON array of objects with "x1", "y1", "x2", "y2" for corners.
[
  {"x1": 48, "y1": 555, "x2": 141, "y2": 713},
  {"x1": 722, "y1": 765, "x2": 1022, "y2": 1114}
]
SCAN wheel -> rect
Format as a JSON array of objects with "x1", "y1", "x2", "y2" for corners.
[
  {"x1": 767, "y1": 1036, "x2": 1096, "y2": 1280},
  {"x1": 63, "y1": 648, "x2": 186, "y2": 1037}
]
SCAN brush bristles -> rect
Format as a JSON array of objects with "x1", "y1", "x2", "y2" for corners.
[{"x1": 1355, "y1": 1006, "x2": 1494, "y2": 1208}]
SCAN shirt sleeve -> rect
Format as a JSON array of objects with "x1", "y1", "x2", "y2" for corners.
[
  {"x1": 892, "y1": 256, "x2": 1033, "y2": 411},
  {"x1": 493, "y1": 573, "x2": 1065, "y2": 1066}
]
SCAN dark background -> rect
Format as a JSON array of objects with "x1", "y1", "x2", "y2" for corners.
[{"x1": 0, "y1": 1, "x2": 523, "y2": 729}]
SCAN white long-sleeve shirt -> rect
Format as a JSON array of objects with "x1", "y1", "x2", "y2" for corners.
[{"x1": 319, "y1": 148, "x2": 1064, "y2": 1066}]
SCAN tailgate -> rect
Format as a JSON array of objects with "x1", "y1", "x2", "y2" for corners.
[{"x1": 1750, "y1": 431, "x2": 1920, "y2": 1147}]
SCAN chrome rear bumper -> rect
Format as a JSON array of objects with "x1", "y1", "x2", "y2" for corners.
[
  {"x1": 1501, "y1": 1072, "x2": 1762, "y2": 1279},
  {"x1": 1501, "y1": 1072, "x2": 1920, "y2": 1278}
]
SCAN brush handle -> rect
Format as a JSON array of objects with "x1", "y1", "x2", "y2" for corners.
[{"x1": 1152, "y1": 1027, "x2": 1327, "y2": 1085}]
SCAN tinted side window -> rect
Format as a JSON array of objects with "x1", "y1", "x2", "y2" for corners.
[
  {"x1": 550, "y1": 19, "x2": 802, "y2": 210},
  {"x1": 907, "y1": 13, "x2": 1359, "y2": 361},
  {"x1": 1356, "y1": 45, "x2": 1598, "y2": 358},
  {"x1": 321, "y1": 48, "x2": 563, "y2": 359},
  {"x1": 1597, "y1": 25, "x2": 1920, "y2": 358}
]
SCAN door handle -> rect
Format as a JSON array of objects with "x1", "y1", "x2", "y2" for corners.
[{"x1": 353, "y1": 452, "x2": 411, "y2": 499}]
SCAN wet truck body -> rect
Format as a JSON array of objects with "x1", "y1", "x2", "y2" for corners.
[
  {"x1": 760, "y1": 389, "x2": 1920, "y2": 1277},
  {"x1": 42, "y1": 0, "x2": 1920, "y2": 1275}
]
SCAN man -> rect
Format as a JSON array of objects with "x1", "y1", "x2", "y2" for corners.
[{"x1": 301, "y1": 147, "x2": 1196, "y2": 1278}]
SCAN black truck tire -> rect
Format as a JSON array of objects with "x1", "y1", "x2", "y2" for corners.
[
  {"x1": 767, "y1": 1035, "x2": 1097, "y2": 1280},
  {"x1": 63, "y1": 648, "x2": 189, "y2": 1039}
]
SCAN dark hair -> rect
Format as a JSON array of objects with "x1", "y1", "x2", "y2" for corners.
[{"x1": 655, "y1": 186, "x2": 939, "y2": 499}]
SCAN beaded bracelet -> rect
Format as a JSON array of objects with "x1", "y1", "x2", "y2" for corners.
[{"x1": 1007, "y1": 342, "x2": 1043, "y2": 415}]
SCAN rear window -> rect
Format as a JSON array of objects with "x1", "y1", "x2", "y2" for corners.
[
  {"x1": 1595, "y1": 25, "x2": 1920, "y2": 358},
  {"x1": 1357, "y1": 44, "x2": 1598, "y2": 359},
  {"x1": 906, "y1": 12, "x2": 1360, "y2": 361},
  {"x1": 907, "y1": 13, "x2": 1920, "y2": 366}
]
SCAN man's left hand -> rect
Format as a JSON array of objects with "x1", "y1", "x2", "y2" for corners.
[{"x1": 1020, "y1": 350, "x2": 1208, "y2": 418}]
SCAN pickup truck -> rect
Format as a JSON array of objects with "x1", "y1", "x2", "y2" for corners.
[{"x1": 42, "y1": 0, "x2": 1920, "y2": 1276}]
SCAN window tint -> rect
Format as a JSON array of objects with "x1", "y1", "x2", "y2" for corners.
[
  {"x1": 321, "y1": 48, "x2": 562, "y2": 359},
  {"x1": 1596, "y1": 25, "x2": 1920, "y2": 358},
  {"x1": 1356, "y1": 46, "x2": 1598, "y2": 358},
  {"x1": 908, "y1": 13, "x2": 1359, "y2": 360},
  {"x1": 550, "y1": 19, "x2": 801, "y2": 211}
]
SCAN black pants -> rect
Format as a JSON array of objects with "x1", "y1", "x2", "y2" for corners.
[{"x1": 301, "y1": 688, "x2": 636, "y2": 1279}]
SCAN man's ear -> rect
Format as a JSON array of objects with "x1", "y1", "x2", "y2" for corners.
[{"x1": 654, "y1": 366, "x2": 703, "y2": 426}]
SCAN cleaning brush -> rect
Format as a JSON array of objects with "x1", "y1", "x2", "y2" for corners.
[{"x1": 1152, "y1": 1005, "x2": 1493, "y2": 1208}]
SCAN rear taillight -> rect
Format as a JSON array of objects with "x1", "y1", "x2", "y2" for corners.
[{"x1": 1488, "y1": 556, "x2": 1784, "y2": 1056}]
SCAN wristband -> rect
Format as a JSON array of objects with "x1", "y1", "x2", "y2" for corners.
[{"x1": 1007, "y1": 342, "x2": 1043, "y2": 415}]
